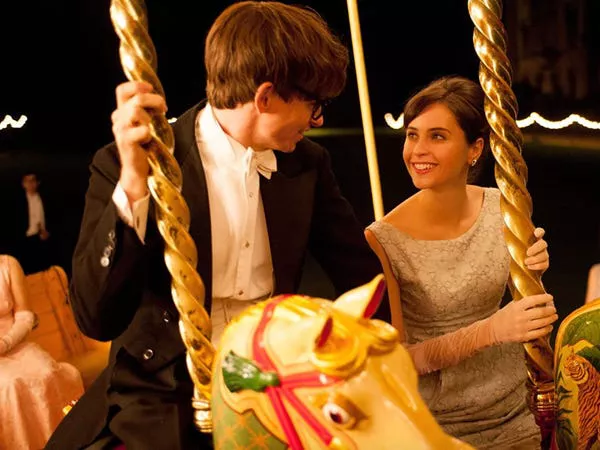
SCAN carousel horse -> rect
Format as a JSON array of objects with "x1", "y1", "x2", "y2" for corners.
[
  {"x1": 554, "y1": 297, "x2": 600, "y2": 450},
  {"x1": 211, "y1": 275, "x2": 472, "y2": 449}
]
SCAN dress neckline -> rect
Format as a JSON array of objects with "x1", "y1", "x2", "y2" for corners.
[{"x1": 378, "y1": 188, "x2": 491, "y2": 243}]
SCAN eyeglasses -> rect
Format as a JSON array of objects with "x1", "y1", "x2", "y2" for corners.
[
  {"x1": 294, "y1": 86, "x2": 330, "y2": 121},
  {"x1": 310, "y1": 99, "x2": 331, "y2": 121}
]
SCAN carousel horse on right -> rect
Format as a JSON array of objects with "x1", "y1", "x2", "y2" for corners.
[
  {"x1": 554, "y1": 298, "x2": 600, "y2": 450},
  {"x1": 466, "y1": 1, "x2": 600, "y2": 448}
]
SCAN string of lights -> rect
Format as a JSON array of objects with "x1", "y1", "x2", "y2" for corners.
[
  {"x1": 0, "y1": 114, "x2": 175, "y2": 131},
  {"x1": 0, "y1": 115, "x2": 28, "y2": 131},
  {"x1": 384, "y1": 112, "x2": 600, "y2": 131},
  {"x1": 4, "y1": 112, "x2": 600, "y2": 132}
]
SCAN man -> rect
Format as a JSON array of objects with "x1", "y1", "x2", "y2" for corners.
[
  {"x1": 47, "y1": 2, "x2": 390, "y2": 449},
  {"x1": 15, "y1": 173, "x2": 52, "y2": 274}
]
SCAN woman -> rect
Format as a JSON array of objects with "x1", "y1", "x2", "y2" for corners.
[
  {"x1": 0, "y1": 254, "x2": 83, "y2": 449},
  {"x1": 585, "y1": 264, "x2": 600, "y2": 303},
  {"x1": 366, "y1": 76, "x2": 557, "y2": 449}
]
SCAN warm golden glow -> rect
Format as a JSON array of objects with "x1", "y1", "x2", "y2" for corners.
[
  {"x1": 108, "y1": 0, "x2": 214, "y2": 433},
  {"x1": 467, "y1": 0, "x2": 555, "y2": 443}
]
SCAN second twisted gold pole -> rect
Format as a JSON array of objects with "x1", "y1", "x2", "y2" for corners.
[
  {"x1": 109, "y1": 0, "x2": 214, "y2": 433},
  {"x1": 468, "y1": 0, "x2": 555, "y2": 445}
]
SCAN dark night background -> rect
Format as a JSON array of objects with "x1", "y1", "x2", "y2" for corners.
[
  {"x1": 1, "y1": 0, "x2": 489, "y2": 149},
  {"x1": 0, "y1": 1, "x2": 599, "y2": 339}
]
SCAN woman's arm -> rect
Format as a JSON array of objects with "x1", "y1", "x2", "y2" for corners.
[
  {"x1": 585, "y1": 264, "x2": 600, "y2": 304},
  {"x1": 406, "y1": 290, "x2": 556, "y2": 375},
  {"x1": 405, "y1": 319, "x2": 495, "y2": 375},
  {"x1": 0, "y1": 256, "x2": 35, "y2": 355},
  {"x1": 364, "y1": 228, "x2": 406, "y2": 338},
  {"x1": 8, "y1": 255, "x2": 30, "y2": 312}
]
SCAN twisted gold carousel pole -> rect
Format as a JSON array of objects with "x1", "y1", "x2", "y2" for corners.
[
  {"x1": 109, "y1": 0, "x2": 214, "y2": 433},
  {"x1": 468, "y1": 0, "x2": 555, "y2": 446},
  {"x1": 346, "y1": 0, "x2": 384, "y2": 220}
]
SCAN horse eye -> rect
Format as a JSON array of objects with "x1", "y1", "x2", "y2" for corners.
[{"x1": 322, "y1": 402, "x2": 353, "y2": 427}]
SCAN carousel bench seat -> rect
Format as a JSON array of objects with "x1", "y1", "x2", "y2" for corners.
[{"x1": 25, "y1": 266, "x2": 110, "y2": 389}]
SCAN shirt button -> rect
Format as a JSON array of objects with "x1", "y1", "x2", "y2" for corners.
[
  {"x1": 238, "y1": 290, "x2": 244, "y2": 296},
  {"x1": 162, "y1": 311, "x2": 171, "y2": 324},
  {"x1": 244, "y1": 241, "x2": 250, "y2": 249},
  {"x1": 100, "y1": 256, "x2": 110, "y2": 267},
  {"x1": 142, "y1": 349, "x2": 154, "y2": 360},
  {"x1": 249, "y1": 192, "x2": 254, "y2": 198}
]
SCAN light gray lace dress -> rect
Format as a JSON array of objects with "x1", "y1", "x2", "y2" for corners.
[{"x1": 367, "y1": 188, "x2": 540, "y2": 449}]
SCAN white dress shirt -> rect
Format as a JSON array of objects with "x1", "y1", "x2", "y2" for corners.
[
  {"x1": 25, "y1": 193, "x2": 46, "y2": 237},
  {"x1": 112, "y1": 104, "x2": 277, "y2": 342},
  {"x1": 196, "y1": 104, "x2": 276, "y2": 301}
]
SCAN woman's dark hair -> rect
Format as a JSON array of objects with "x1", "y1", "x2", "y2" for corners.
[{"x1": 404, "y1": 76, "x2": 490, "y2": 181}]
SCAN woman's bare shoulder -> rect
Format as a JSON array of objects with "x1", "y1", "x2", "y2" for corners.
[{"x1": 383, "y1": 193, "x2": 421, "y2": 227}]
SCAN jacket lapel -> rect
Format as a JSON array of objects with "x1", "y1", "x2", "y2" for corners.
[{"x1": 261, "y1": 147, "x2": 316, "y2": 294}]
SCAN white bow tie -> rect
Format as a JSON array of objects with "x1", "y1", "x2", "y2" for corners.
[{"x1": 252, "y1": 150, "x2": 277, "y2": 179}]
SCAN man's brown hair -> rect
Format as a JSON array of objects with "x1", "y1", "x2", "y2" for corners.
[{"x1": 205, "y1": 1, "x2": 349, "y2": 108}]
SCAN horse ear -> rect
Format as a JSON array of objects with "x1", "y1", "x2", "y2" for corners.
[
  {"x1": 314, "y1": 315, "x2": 334, "y2": 350},
  {"x1": 332, "y1": 274, "x2": 386, "y2": 319}
]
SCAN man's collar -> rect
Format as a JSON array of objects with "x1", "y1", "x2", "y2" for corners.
[{"x1": 199, "y1": 103, "x2": 277, "y2": 178}]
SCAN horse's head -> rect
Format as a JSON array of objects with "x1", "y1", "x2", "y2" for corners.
[{"x1": 211, "y1": 275, "x2": 472, "y2": 449}]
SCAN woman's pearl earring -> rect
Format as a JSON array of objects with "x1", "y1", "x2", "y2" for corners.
[{"x1": 471, "y1": 159, "x2": 478, "y2": 167}]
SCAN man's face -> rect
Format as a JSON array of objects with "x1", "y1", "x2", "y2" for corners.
[
  {"x1": 254, "y1": 95, "x2": 325, "y2": 152},
  {"x1": 22, "y1": 174, "x2": 39, "y2": 194}
]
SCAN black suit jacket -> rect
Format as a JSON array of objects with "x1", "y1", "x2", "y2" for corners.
[
  {"x1": 3, "y1": 191, "x2": 53, "y2": 272},
  {"x1": 13, "y1": 193, "x2": 29, "y2": 239},
  {"x1": 47, "y1": 102, "x2": 389, "y2": 450},
  {"x1": 12, "y1": 190, "x2": 53, "y2": 235},
  {"x1": 0, "y1": 179, "x2": 48, "y2": 254},
  {"x1": 0, "y1": 193, "x2": 27, "y2": 256}
]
